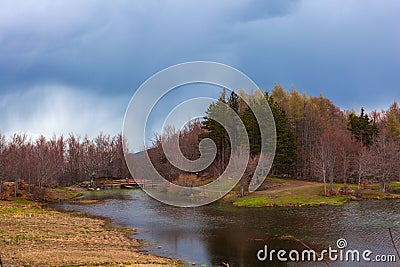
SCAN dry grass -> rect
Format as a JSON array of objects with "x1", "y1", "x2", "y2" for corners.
[
  {"x1": 0, "y1": 200, "x2": 179, "y2": 267},
  {"x1": 173, "y1": 174, "x2": 207, "y2": 187}
]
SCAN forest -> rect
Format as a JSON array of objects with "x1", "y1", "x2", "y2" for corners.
[
  {"x1": 0, "y1": 133, "x2": 130, "y2": 199},
  {"x1": 1, "y1": 84, "x2": 400, "y2": 199}
]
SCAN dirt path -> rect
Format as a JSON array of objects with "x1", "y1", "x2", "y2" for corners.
[{"x1": 254, "y1": 179, "x2": 322, "y2": 195}]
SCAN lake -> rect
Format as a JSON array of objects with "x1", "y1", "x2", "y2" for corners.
[{"x1": 53, "y1": 189, "x2": 400, "y2": 267}]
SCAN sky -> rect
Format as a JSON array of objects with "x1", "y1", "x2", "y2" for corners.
[{"x1": 1, "y1": 0, "x2": 399, "y2": 138}]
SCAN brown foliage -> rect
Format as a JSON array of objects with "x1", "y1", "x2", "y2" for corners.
[
  {"x1": 148, "y1": 120, "x2": 206, "y2": 182},
  {"x1": 1, "y1": 86, "x2": 400, "y2": 198},
  {"x1": 0, "y1": 132, "x2": 131, "y2": 190},
  {"x1": 0, "y1": 182, "x2": 14, "y2": 201},
  {"x1": 174, "y1": 174, "x2": 205, "y2": 187}
]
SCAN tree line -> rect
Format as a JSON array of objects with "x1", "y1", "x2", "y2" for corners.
[
  {"x1": 0, "y1": 132, "x2": 130, "y2": 199},
  {"x1": 125, "y1": 84, "x2": 400, "y2": 196},
  {"x1": 272, "y1": 84, "x2": 400, "y2": 194},
  {"x1": 195, "y1": 84, "x2": 400, "y2": 195},
  {"x1": 1, "y1": 84, "x2": 400, "y2": 198}
]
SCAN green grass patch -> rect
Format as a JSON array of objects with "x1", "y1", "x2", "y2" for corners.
[
  {"x1": 390, "y1": 182, "x2": 400, "y2": 189},
  {"x1": 234, "y1": 185, "x2": 351, "y2": 207},
  {"x1": 45, "y1": 187, "x2": 82, "y2": 202},
  {"x1": 368, "y1": 185, "x2": 381, "y2": 190},
  {"x1": 233, "y1": 180, "x2": 400, "y2": 207},
  {"x1": 0, "y1": 198, "x2": 57, "y2": 216},
  {"x1": 365, "y1": 182, "x2": 400, "y2": 191},
  {"x1": 11, "y1": 197, "x2": 37, "y2": 205}
]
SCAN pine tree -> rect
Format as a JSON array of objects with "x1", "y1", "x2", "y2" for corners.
[
  {"x1": 200, "y1": 89, "x2": 230, "y2": 173},
  {"x1": 266, "y1": 93, "x2": 296, "y2": 176},
  {"x1": 240, "y1": 106, "x2": 261, "y2": 156},
  {"x1": 228, "y1": 91, "x2": 239, "y2": 113},
  {"x1": 347, "y1": 108, "x2": 379, "y2": 147}
]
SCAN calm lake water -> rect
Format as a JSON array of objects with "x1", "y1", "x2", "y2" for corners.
[{"x1": 53, "y1": 189, "x2": 400, "y2": 267}]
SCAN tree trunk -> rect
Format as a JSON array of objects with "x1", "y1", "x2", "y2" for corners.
[
  {"x1": 14, "y1": 180, "x2": 18, "y2": 197},
  {"x1": 381, "y1": 175, "x2": 388, "y2": 193},
  {"x1": 329, "y1": 178, "x2": 334, "y2": 195},
  {"x1": 240, "y1": 178, "x2": 244, "y2": 197},
  {"x1": 381, "y1": 180, "x2": 387, "y2": 193}
]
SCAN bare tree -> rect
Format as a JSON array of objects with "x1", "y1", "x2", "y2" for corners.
[
  {"x1": 353, "y1": 145, "x2": 373, "y2": 195},
  {"x1": 369, "y1": 133, "x2": 400, "y2": 192},
  {"x1": 66, "y1": 134, "x2": 83, "y2": 182},
  {"x1": 337, "y1": 130, "x2": 357, "y2": 193},
  {"x1": 312, "y1": 130, "x2": 338, "y2": 195}
]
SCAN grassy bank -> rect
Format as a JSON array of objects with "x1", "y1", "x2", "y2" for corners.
[
  {"x1": 0, "y1": 198, "x2": 179, "y2": 266},
  {"x1": 233, "y1": 178, "x2": 400, "y2": 207},
  {"x1": 45, "y1": 186, "x2": 84, "y2": 202}
]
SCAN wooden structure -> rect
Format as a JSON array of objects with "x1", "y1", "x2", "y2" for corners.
[{"x1": 90, "y1": 178, "x2": 155, "y2": 190}]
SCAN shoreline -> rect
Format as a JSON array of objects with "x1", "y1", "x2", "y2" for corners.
[
  {"x1": 0, "y1": 198, "x2": 180, "y2": 267},
  {"x1": 3, "y1": 182, "x2": 399, "y2": 265},
  {"x1": 231, "y1": 178, "x2": 400, "y2": 207},
  {"x1": 69, "y1": 177, "x2": 400, "y2": 209}
]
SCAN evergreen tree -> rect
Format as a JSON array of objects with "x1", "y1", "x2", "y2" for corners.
[
  {"x1": 226, "y1": 91, "x2": 241, "y2": 151},
  {"x1": 266, "y1": 93, "x2": 297, "y2": 176},
  {"x1": 228, "y1": 91, "x2": 239, "y2": 113},
  {"x1": 200, "y1": 89, "x2": 230, "y2": 173},
  {"x1": 240, "y1": 106, "x2": 261, "y2": 156},
  {"x1": 347, "y1": 108, "x2": 379, "y2": 147}
]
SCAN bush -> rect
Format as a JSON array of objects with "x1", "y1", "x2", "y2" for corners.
[{"x1": 0, "y1": 182, "x2": 14, "y2": 200}]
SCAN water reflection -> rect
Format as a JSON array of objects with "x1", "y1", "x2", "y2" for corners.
[{"x1": 54, "y1": 189, "x2": 400, "y2": 267}]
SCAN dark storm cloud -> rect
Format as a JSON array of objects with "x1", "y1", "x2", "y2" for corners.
[
  {"x1": 235, "y1": 1, "x2": 400, "y2": 110},
  {"x1": 0, "y1": 0, "x2": 300, "y2": 93},
  {"x1": 0, "y1": 0, "x2": 399, "y2": 136}
]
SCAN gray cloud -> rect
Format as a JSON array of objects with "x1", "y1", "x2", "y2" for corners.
[
  {"x1": 0, "y1": 84, "x2": 127, "y2": 138},
  {"x1": 0, "y1": 0, "x2": 399, "y2": 136},
  {"x1": 0, "y1": 1, "x2": 301, "y2": 91}
]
